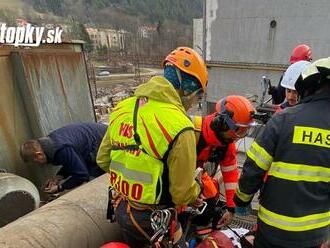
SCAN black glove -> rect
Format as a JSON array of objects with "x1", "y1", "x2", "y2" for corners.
[{"x1": 268, "y1": 85, "x2": 277, "y2": 95}]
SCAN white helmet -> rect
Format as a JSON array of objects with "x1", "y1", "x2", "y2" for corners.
[{"x1": 281, "y1": 60, "x2": 311, "y2": 90}]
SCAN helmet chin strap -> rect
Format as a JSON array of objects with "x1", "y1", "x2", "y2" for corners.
[
  {"x1": 175, "y1": 67, "x2": 183, "y2": 87},
  {"x1": 174, "y1": 66, "x2": 194, "y2": 109},
  {"x1": 202, "y1": 113, "x2": 223, "y2": 146},
  {"x1": 181, "y1": 90, "x2": 200, "y2": 110}
]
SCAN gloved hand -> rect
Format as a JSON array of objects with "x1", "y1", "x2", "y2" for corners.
[
  {"x1": 201, "y1": 171, "x2": 218, "y2": 199},
  {"x1": 194, "y1": 168, "x2": 219, "y2": 200},
  {"x1": 43, "y1": 175, "x2": 64, "y2": 194},
  {"x1": 235, "y1": 204, "x2": 252, "y2": 216},
  {"x1": 44, "y1": 184, "x2": 62, "y2": 194},
  {"x1": 43, "y1": 175, "x2": 64, "y2": 191},
  {"x1": 191, "y1": 196, "x2": 204, "y2": 208},
  {"x1": 216, "y1": 210, "x2": 234, "y2": 228},
  {"x1": 268, "y1": 85, "x2": 277, "y2": 95}
]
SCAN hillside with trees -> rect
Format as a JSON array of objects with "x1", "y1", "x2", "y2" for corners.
[
  {"x1": 0, "y1": 0, "x2": 202, "y2": 59},
  {"x1": 23, "y1": 0, "x2": 202, "y2": 29}
]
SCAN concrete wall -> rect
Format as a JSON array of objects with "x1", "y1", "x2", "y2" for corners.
[
  {"x1": 207, "y1": 65, "x2": 282, "y2": 103},
  {"x1": 193, "y1": 18, "x2": 204, "y2": 56},
  {"x1": 205, "y1": 0, "x2": 330, "y2": 103}
]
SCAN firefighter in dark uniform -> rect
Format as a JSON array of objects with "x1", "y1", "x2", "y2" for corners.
[{"x1": 234, "y1": 58, "x2": 330, "y2": 248}]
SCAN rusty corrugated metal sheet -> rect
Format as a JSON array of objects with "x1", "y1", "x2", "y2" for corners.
[
  {"x1": 0, "y1": 44, "x2": 95, "y2": 189},
  {"x1": 0, "y1": 56, "x2": 33, "y2": 178},
  {"x1": 11, "y1": 51, "x2": 95, "y2": 137}
]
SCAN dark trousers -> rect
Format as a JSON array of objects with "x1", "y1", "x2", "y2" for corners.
[
  {"x1": 254, "y1": 230, "x2": 321, "y2": 248},
  {"x1": 89, "y1": 162, "x2": 105, "y2": 178},
  {"x1": 115, "y1": 200, "x2": 187, "y2": 248},
  {"x1": 115, "y1": 201, "x2": 153, "y2": 248}
]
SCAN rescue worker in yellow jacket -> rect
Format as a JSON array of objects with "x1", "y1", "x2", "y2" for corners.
[
  {"x1": 97, "y1": 47, "x2": 208, "y2": 247},
  {"x1": 234, "y1": 58, "x2": 330, "y2": 248}
]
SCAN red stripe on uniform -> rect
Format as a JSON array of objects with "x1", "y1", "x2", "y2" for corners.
[
  {"x1": 110, "y1": 112, "x2": 130, "y2": 126},
  {"x1": 141, "y1": 118, "x2": 161, "y2": 159},
  {"x1": 154, "y1": 114, "x2": 173, "y2": 143},
  {"x1": 112, "y1": 106, "x2": 122, "y2": 112}
]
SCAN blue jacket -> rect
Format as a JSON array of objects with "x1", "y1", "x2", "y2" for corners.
[{"x1": 39, "y1": 122, "x2": 107, "y2": 190}]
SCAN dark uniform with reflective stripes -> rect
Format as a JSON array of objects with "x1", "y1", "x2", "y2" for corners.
[{"x1": 234, "y1": 92, "x2": 330, "y2": 248}]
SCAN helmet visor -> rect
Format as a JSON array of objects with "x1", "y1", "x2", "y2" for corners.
[{"x1": 225, "y1": 119, "x2": 258, "y2": 139}]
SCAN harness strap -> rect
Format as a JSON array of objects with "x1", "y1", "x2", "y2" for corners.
[
  {"x1": 113, "y1": 196, "x2": 184, "y2": 245},
  {"x1": 126, "y1": 203, "x2": 151, "y2": 241},
  {"x1": 205, "y1": 236, "x2": 219, "y2": 248},
  {"x1": 113, "y1": 196, "x2": 152, "y2": 242},
  {"x1": 113, "y1": 195, "x2": 154, "y2": 211},
  {"x1": 172, "y1": 222, "x2": 183, "y2": 245},
  {"x1": 112, "y1": 195, "x2": 122, "y2": 209},
  {"x1": 133, "y1": 97, "x2": 142, "y2": 146}
]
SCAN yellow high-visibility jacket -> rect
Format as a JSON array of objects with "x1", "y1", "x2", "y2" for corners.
[{"x1": 97, "y1": 76, "x2": 200, "y2": 206}]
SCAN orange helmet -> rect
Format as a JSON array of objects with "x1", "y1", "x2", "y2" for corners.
[
  {"x1": 289, "y1": 44, "x2": 312, "y2": 64},
  {"x1": 215, "y1": 95, "x2": 256, "y2": 139},
  {"x1": 163, "y1": 47, "x2": 208, "y2": 91}
]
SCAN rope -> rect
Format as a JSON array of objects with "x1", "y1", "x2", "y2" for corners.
[{"x1": 126, "y1": 204, "x2": 151, "y2": 241}]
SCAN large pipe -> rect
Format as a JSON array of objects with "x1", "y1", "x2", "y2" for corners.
[
  {"x1": 0, "y1": 174, "x2": 122, "y2": 248},
  {"x1": 0, "y1": 173, "x2": 40, "y2": 227}
]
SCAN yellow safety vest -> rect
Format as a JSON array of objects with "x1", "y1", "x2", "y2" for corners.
[{"x1": 108, "y1": 96, "x2": 194, "y2": 204}]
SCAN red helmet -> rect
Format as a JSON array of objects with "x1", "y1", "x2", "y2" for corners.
[
  {"x1": 196, "y1": 230, "x2": 235, "y2": 248},
  {"x1": 100, "y1": 242, "x2": 130, "y2": 248},
  {"x1": 289, "y1": 44, "x2": 312, "y2": 64}
]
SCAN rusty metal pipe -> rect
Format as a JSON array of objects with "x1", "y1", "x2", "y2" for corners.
[{"x1": 0, "y1": 174, "x2": 122, "y2": 248}]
